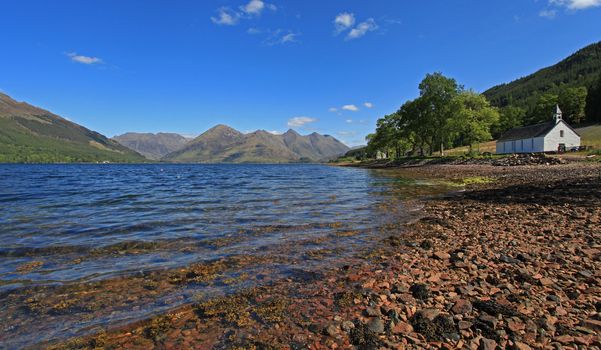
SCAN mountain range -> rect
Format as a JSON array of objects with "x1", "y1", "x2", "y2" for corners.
[
  {"x1": 113, "y1": 126, "x2": 350, "y2": 163},
  {"x1": 0, "y1": 91, "x2": 349, "y2": 163},
  {"x1": 161, "y1": 125, "x2": 349, "y2": 163}
]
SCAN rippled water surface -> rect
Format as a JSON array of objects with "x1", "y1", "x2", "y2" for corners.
[{"x1": 0, "y1": 164, "x2": 452, "y2": 348}]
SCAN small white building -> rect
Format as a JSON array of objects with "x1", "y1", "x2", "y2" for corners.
[{"x1": 496, "y1": 105, "x2": 581, "y2": 154}]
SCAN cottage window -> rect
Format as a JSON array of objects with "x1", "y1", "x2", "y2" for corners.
[{"x1": 560, "y1": 130, "x2": 564, "y2": 138}]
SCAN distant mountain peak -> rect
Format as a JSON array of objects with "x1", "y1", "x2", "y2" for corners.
[
  {"x1": 209, "y1": 124, "x2": 238, "y2": 132},
  {"x1": 200, "y1": 124, "x2": 243, "y2": 138}
]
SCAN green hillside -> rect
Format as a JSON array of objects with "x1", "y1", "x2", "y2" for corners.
[
  {"x1": 577, "y1": 124, "x2": 601, "y2": 149},
  {"x1": 0, "y1": 93, "x2": 146, "y2": 163},
  {"x1": 484, "y1": 41, "x2": 601, "y2": 111}
]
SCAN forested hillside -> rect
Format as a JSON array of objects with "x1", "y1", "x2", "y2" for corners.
[
  {"x1": 484, "y1": 41, "x2": 601, "y2": 127},
  {"x1": 0, "y1": 93, "x2": 146, "y2": 163}
]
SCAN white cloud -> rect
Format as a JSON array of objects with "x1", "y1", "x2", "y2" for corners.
[
  {"x1": 212, "y1": 1, "x2": 276, "y2": 26},
  {"x1": 288, "y1": 116, "x2": 317, "y2": 127},
  {"x1": 337, "y1": 131, "x2": 357, "y2": 137},
  {"x1": 539, "y1": 9, "x2": 558, "y2": 18},
  {"x1": 334, "y1": 12, "x2": 356, "y2": 34},
  {"x1": 244, "y1": 0, "x2": 265, "y2": 14},
  {"x1": 280, "y1": 33, "x2": 298, "y2": 44},
  {"x1": 347, "y1": 18, "x2": 378, "y2": 40},
  {"x1": 264, "y1": 30, "x2": 300, "y2": 46},
  {"x1": 211, "y1": 7, "x2": 240, "y2": 25},
  {"x1": 364, "y1": 102, "x2": 374, "y2": 108},
  {"x1": 241, "y1": 0, "x2": 277, "y2": 15},
  {"x1": 180, "y1": 133, "x2": 198, "y2": 139},
  {"x1": 550, "y1": 0, "x2": 601, "y2": 9},
  {"x1": 342, "y1": 104, "x2": 359, "y2": 112},
  {"x1": 268, "y1": 130, "x2": 284, "y2": 135},
  {"x1": 247, "y1": 27, "x2": 262, "y2": 35},
  {"x1": 329, "y1": 107, "x2": 338, "y2": 112},
  {"x1": 67, "y1": 52, "x2": 103, "y2": 65},
  {"x1": 345, "y1": 119, "x2": 353, "y2": 123}
]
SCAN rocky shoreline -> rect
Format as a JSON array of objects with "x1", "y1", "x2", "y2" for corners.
[
  {"x1": 49, "y1": 163, "x2": 601, "y2": 350},
  {"x1": 335, "y1": 153, "x2": 581, "y2": 169}
]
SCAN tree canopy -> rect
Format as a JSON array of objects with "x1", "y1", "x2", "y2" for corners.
[{"x1": 367, "y1": 73, "x2": 499, "y2": 157}]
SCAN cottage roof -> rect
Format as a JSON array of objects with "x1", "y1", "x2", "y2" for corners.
[
  {"x1": 497, "y1": 122, "x2": 556, "y2": 142},
  {"x1": 497, "y1": 120, "x2": 581, "y2": 142}
]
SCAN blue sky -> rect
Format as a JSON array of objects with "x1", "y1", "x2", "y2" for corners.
[{"x1": 1, "y1": 0, "x2": 600, "y2": 146}]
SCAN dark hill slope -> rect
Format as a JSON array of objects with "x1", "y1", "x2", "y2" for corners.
[
  {"x1": 483, "y1": 41, "x2": 601, "y2": 109},
  {"x1": 0, "y1": 93, "x2": 145, "y2": 163}
]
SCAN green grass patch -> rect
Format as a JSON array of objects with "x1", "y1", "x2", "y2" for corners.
[
  {"x1": 0, "y1": 117, "x2": 146, "y2": 163},
  {"x1": 461, "y1": 176, "x2": 495, "y2": 185},
  {"x1": 577, "y1": 124, "x2": 601, "y2": 150},
  {"x1": 441, "y1": 176, "x2": 495, "y2": 187}
]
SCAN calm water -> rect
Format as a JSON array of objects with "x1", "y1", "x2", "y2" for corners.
[{"x1": 0, "y1": 164, "x2": 452, "y2": 348}]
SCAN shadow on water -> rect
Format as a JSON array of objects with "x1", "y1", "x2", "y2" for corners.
[{"x1": 0, "y1": 164, "x2": 457, "y2": 348}]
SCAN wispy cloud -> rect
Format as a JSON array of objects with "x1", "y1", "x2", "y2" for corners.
[
  {"x1": 329, "y1": 107, "x2": 338, "y2": 113},
  {"x1": 347, "y1": 18, "x2": 378, "y2": 40},
  {"x1": 333, "y1": 13, "x2": 378, "y2": 40},
  {"x1": 345, "y1": 119, "x2": 353, "y2": 123},
  {"x1": 264, "y1": 29, "x2": 301, "y2": 46},
  {"x1": 180, "y1": 133, "x2": 198, "y2": 139},
  {"x1": 342, "y1": 104, "x2": 359, "y2": 112},
  {"x1": 279, "y1": 33, "x2": 299, "y2": 44},
  {"x1": 364, "y1": 102, "x2": 374, "y2": 108},
  {"x1": 211, "y1": 0, "x2": 276, "y2": 26},
  {"x1": 539, "y1": 9, "x2": 558, "y2": 18},
  {"x1": 288, "y1": 116, "x2": 317, "y2": 127},
  {"x1": 337, "y1": 131, "x2": 357, "y2": 137},
  {"x1": 211, "y1": 7, "x2": 240, "y2": 25},
  {"x1": 67, "y1": 52, "x2": 103, "y2": 65},
  {"x1": 334, "y1": 12, "x2": 356, "y2": 34},
  {"x1": 550, "y1": 0, "x2": 601, "y2": 10}
]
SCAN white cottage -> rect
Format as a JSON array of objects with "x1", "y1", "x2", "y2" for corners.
[{"x1": 496, "y1": 106, "x2": 581, "y2": 154}]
